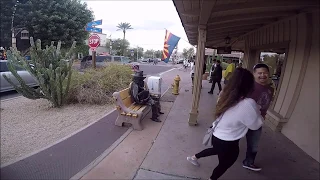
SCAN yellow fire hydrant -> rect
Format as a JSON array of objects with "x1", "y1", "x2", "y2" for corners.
[{"x1": 172, "y1": 75, "x2": 181, "y2": 95}]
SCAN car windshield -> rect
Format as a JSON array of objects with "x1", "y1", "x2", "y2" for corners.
[
  {"x1": 0, "y1": 62, "x2": 25, "y2": 72},
  {"x1": 122, "y1": 57, "x2": 130, "y2": 63}
]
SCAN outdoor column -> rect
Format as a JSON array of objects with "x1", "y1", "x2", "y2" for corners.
[{"x1": 188, "y1": 25, "x2": 206, "y2": 126}]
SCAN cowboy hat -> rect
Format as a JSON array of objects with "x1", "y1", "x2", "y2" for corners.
[{"x1": 132, "y1": 71, "x2": 146, "y2": 78}]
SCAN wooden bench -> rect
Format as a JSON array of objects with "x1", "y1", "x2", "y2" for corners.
[{"x1": 113, "y1": 87, "x2": 151, "y2": 130}]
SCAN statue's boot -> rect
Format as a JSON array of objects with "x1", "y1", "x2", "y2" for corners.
[{"x1": 150, "y1": 105, "x2": 161, "y2": 122}]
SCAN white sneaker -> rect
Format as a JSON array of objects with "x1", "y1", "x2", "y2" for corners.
[{"x1": 187, "y1": 156, "x2": 200, "y2": 166}]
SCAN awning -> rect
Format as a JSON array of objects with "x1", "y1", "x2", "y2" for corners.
[{"x1": 172, "y1": 0, "x2": 319, "y2": 50}]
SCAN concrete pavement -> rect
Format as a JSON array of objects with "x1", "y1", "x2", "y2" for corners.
[{"x1": 79, "y1": 68, "x2": 319, "y2": 180}]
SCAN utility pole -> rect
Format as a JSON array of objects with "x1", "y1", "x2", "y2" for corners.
[
  {"x1": 11, "y1": 1, "x2": 19, "y2": 48},
  {"x1": 109, "y1": 34, "x2": 112, "y2": 55},
  {"x1": 136, "y1": 45, "x2": 139, "y2": 61}
]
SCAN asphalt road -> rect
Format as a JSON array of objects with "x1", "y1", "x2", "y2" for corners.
[
  {"x1": 0, "y1": 64, "x2": 175, "y2": 101},
  {"x1": 136, "y1": 64, "x2": 173, "y2": 76}
]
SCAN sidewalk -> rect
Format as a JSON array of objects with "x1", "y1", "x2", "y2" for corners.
[{"x1": 79, "y1": 69, "x2": 319, "y2": 180}]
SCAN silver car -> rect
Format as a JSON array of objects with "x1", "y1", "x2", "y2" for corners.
[{"x1": 0, "y1": 60, "x2": 38, "y2": 92}]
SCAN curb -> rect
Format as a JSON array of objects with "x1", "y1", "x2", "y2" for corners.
[
  {"x1": 0, "y1": 96, "x2": 23, "y2": 102},
  {"x1": 159, "y1": 68, "x2": 176, "y2": 76}
]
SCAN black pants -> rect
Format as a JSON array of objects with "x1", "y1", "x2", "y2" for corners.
[
  {"x1": 195, "y1": 136, "x2": 239, "y2": 180},
  {"x1": 209, "y1": 79, "x2": 222, "y2": 92}
]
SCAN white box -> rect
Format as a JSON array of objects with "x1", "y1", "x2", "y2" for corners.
[{"x1": 147, "y1": 76, "x2": 162, "y2": 96}]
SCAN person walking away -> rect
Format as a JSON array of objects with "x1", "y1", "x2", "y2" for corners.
[
  {"x1": 208, "y1": 60, "x2": 222, "y2": 95},
  {"x1": 209, "y1": 59, "x2": 217, "y2": 83},
  {"x1": 242, "y1": 63, "x2": 274, "y2": 171},
  {"x1": 183, "y1": 59, "x2": 188, "y2": 71},
  {"x1": 223, "y1": 59, "x2": 235, "y2": 85},
  {"x1": 187, "y1": 68, "x2": 263, "y2": 180},
  {"x1": 190, "y1": 61, "x2": 195, "y2": 85},
  {"x1": 202, "y1": 58, "x2": 207, "y2": 89}
]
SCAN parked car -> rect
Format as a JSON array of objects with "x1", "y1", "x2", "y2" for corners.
[
  {"x1": 140, "y1": 59, "x2": 149, "y2": 63},
  {"x1": 0, "y1": 60, "x2": 38, "y2": 92},
  {"x1": 176, "y1": 59, "x2": 184, "y2": 64},
  {"x1": 81, "y1": 55, "x2": 131, "y2": 69},
  {"x1": 80, "y1": 55, "x2": 111, "y2": 69}
]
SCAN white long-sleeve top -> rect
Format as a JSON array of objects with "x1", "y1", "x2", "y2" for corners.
[
  {"x1": 190, "y1": 64, "x2": 195, "y2": 75},
  {"x1": 213, "y1": 98, "x2": 263, "y2": 141}
]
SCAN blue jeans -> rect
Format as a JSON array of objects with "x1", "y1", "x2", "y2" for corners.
[{"x1": 243, "y1": 127, "x2": 262, "y2": 165}]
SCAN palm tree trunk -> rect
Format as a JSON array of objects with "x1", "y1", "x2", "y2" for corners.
[{"x1": 122, "y1": 31, "x2": 126, "y2": 56}]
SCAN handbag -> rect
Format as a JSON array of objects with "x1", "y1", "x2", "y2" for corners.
[{"x1": 202, "y1": 115, "x2": 223, "y2": 147}]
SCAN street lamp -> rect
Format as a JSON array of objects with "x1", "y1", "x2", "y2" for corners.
[{"x1": 11, "y1": 0, "x2": 20, "y2": 48}]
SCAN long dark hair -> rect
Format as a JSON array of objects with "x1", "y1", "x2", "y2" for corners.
[{"x1": 215, "y1": 68, "x2": 255, "y2": 118}]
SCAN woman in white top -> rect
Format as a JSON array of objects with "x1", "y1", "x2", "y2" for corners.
[{"x1": 187, "y1": 68, "x2": 263, "y2": 180}]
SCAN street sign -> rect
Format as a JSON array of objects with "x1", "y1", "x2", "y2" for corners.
[
  {"x1": 88, "y1": 34, "x2": 100, "y2": 50},
  {"x1": 87, "y1": 20, "x2": 102, "y2": 27},
  {"x1": 85, "y1": 19, "x2": 103, "y2": 34},
  {"x1": 85, "y1": 26, "x2": 102, "y2": 34}
]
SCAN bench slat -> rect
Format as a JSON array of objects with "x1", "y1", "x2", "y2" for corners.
[
  {"x1": 137, "y1": 106, "x2": 147, "y2": 112},
  {"x1": 132, "y1": 105, "x2": 142, "y2": 111},
  {"x1": 123, "y1": 96, "x2": 134, "y2": 107},
  {"x1": 119, "y1": 88, "x2": 130, "y2": 100},
  {"x1": 129, "y1": 104, "x2": 139, "y2": 110}
]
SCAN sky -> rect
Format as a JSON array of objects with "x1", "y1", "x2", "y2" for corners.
[{"x1": 81, "y1": 0, "x2": 194, "y2": 52}]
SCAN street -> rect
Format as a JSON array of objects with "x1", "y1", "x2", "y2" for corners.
[{"x1": 0, "y1": 64, "x2": 178, "y2": 100}]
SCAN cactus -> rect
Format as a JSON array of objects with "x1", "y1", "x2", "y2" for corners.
[{"x1": 3, "y1": 37, "x2": 76, "y2": 107}]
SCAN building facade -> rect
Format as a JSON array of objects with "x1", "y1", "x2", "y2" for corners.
[{"x1": 173, "y1": 0, "x2": 319, "y2": 162}]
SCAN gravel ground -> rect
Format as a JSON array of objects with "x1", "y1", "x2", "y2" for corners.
[{"x1": 0, "y1": 97, "x2": 114, "y2": 165}]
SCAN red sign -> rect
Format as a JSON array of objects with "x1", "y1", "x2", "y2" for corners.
[{"x1": 88, "y1": 34, "x2": 100, "y2": 50}]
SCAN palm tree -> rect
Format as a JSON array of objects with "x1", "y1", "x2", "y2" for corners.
[{"x1": 116, "y1": 22, "x2": 133, "y2": 55}]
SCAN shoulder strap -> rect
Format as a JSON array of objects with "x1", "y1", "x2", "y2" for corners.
[{"x1": 212, "y1": 113, "x2": 224, "y2": 132}]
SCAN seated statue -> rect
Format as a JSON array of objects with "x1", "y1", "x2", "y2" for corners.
[{"x1": 130, "y1": 71, "x2": 164, "y2": 122}]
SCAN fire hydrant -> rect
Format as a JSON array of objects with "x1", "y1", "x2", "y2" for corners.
[{"x1": 172, "y1": 75, "x2": 181, "y2": 95}]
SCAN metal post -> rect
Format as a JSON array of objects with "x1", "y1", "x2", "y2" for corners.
[
  {"x1": 11, "y1": 1, "x2": 18, "y2": 48},
  {"x1": 136, "y1": 45, "x2": 139, "y2": 61},
  {"x1": 92, "y1": 50, "x2": 96, "y2": 69}
]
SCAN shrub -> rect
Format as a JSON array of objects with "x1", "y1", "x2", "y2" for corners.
[{"x1": 66, "y1": 64, "x2": 133, "y2": 104}]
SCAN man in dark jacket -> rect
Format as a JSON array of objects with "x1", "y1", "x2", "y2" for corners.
[
  {"x1": 130, "y1": 71, "x2": 163, "y2": 122},
  {"x1": 208, "y1": 60, "x2": 222, "y2": 95},
  {"x1": 209, "y1": 59, "x2": 217, "y2": 83}
]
